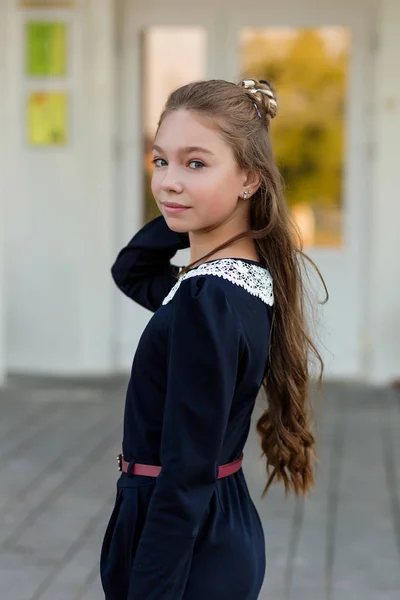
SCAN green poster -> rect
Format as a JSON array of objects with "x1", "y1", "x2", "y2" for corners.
[{"x1": 27, "y1": 21, "x2": 67, "y2": 76}]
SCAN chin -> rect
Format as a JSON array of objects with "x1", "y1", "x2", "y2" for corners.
[
  {"x1": 162, "y1": 211, "x2": 189, "y2": 233},
  {"x1": 162, "y1": 215, "x2": 190, "y2": 233}
]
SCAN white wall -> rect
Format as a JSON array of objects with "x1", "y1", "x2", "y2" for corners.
[
  {"x1": 1, "y1": 0, "x2": 398, "y2": 383},
  {"x1": 368, "y1": 0, "x2": 400, "y2": 384},
  {"x1": 3, "y1": 0, "x2": 116, "y2": 376}
]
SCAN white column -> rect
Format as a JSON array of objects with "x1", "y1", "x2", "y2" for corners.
[
  {"x1": 79, "y1": 0, "x2": 116, "y2": 373},
  {"x1": 368, "y1": 0, "x2": 400, "y2": 383}
]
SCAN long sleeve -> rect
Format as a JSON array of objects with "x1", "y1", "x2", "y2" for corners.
[
  {"x1": 128, "y1": 276, "x2": 243, "y2": 600},
  {"x1": 111, "y1": 215, "x2": 190, "y2": 312}
]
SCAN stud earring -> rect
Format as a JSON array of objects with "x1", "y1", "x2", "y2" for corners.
[{"x1": 243, "y1": 190, "x2": 250, "y2": 200}]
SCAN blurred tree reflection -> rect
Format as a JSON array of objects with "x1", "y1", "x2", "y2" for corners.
[{"x1": 242, "y1": 28, "x2": 349, "y2": 246}]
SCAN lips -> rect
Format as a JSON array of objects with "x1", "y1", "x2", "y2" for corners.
[{"x1": 163, "y1": 202, "x2": 188, "y2": 208}]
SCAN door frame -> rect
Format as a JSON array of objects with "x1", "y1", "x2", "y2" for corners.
[
  {"x1": 114, "y1": 0, "x2": 226, "y2": 368},
  {"x1": 115, "y1": 0, "x2": 376, "y2": 378}
]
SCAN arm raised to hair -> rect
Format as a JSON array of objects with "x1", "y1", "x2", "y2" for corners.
[{"x1": 111, "y1": 215, "x2": 189, "y2": 312}]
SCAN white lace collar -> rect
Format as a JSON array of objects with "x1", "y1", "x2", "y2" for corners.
[{"x1": 162, "y1": 258, "x2": 274, "y2": 306}]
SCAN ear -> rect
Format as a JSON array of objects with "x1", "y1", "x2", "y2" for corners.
[{"x1": 242, "y1": 169, "x2": 261, "y2": 195}]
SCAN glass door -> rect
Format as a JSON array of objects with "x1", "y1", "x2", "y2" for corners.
[
  {"x1": 142, "y1": 26, "x2": 208, "y2": 223},
  {"x1": 225, "y1": 5, "x2": 374, "y2": 378}
]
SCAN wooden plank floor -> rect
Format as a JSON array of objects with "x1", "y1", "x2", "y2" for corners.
[{"x1": 0, "y1": 377, "x2": 399, "y2": 600}]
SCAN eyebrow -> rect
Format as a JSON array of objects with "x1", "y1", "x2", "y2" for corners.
[{"x1": 151, "y1": 144, "x2": 215, "y2": 156}]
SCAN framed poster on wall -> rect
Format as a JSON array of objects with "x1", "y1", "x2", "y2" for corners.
[
  {"x1": 26, "y1": 21, "x2": 67, "y2": 76},
  {"x1": 27, "y1": 91, "x2": 68, "y2": 146}
]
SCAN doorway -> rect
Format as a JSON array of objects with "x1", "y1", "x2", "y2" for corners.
[{"x1": 115, "y1": 0, "x2": 374, "y2": 379}]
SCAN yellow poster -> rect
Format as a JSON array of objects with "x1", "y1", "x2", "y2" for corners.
[
  {"x1": 27, "y1": 22, "x2": 67, "y2": 76},
  {"x1": 27, "y1": 92, "x2": 68, "y2": 146}
]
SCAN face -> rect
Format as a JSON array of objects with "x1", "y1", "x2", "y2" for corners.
[{"x1": 151, "y1": 109, "x2": 250, "y2": 233}]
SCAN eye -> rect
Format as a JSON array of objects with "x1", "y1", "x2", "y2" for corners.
[
  {"x1": 151, "y1": 158, "x2": 205, "y2": 169},
  {"x1": 188, "y1": 160, "x2": 205, "y2": 169},
  {"x1": 151, "y1": 158, "x2": 166, "y2": 168}
]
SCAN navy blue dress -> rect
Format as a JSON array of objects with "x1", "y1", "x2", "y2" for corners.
[{"x1": 100, "y1": 215, "x2": 274, "y2": 600}]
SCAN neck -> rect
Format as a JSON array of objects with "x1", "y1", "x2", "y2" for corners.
[{"x1": 188, "y1": 217, "x2": 258, "y2": 265}]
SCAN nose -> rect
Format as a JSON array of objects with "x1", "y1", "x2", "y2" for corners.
[{"x1": 159, "y1": 165, "x2": 184, "y2": 194}]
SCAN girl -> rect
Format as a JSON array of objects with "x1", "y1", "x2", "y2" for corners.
[{"x1": 100, "y1": 78, "x2": 325, "y2": 600}]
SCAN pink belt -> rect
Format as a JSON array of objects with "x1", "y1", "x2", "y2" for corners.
[{"x1": 117, "y1": 452, "x2": 243, "y2": 479}]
